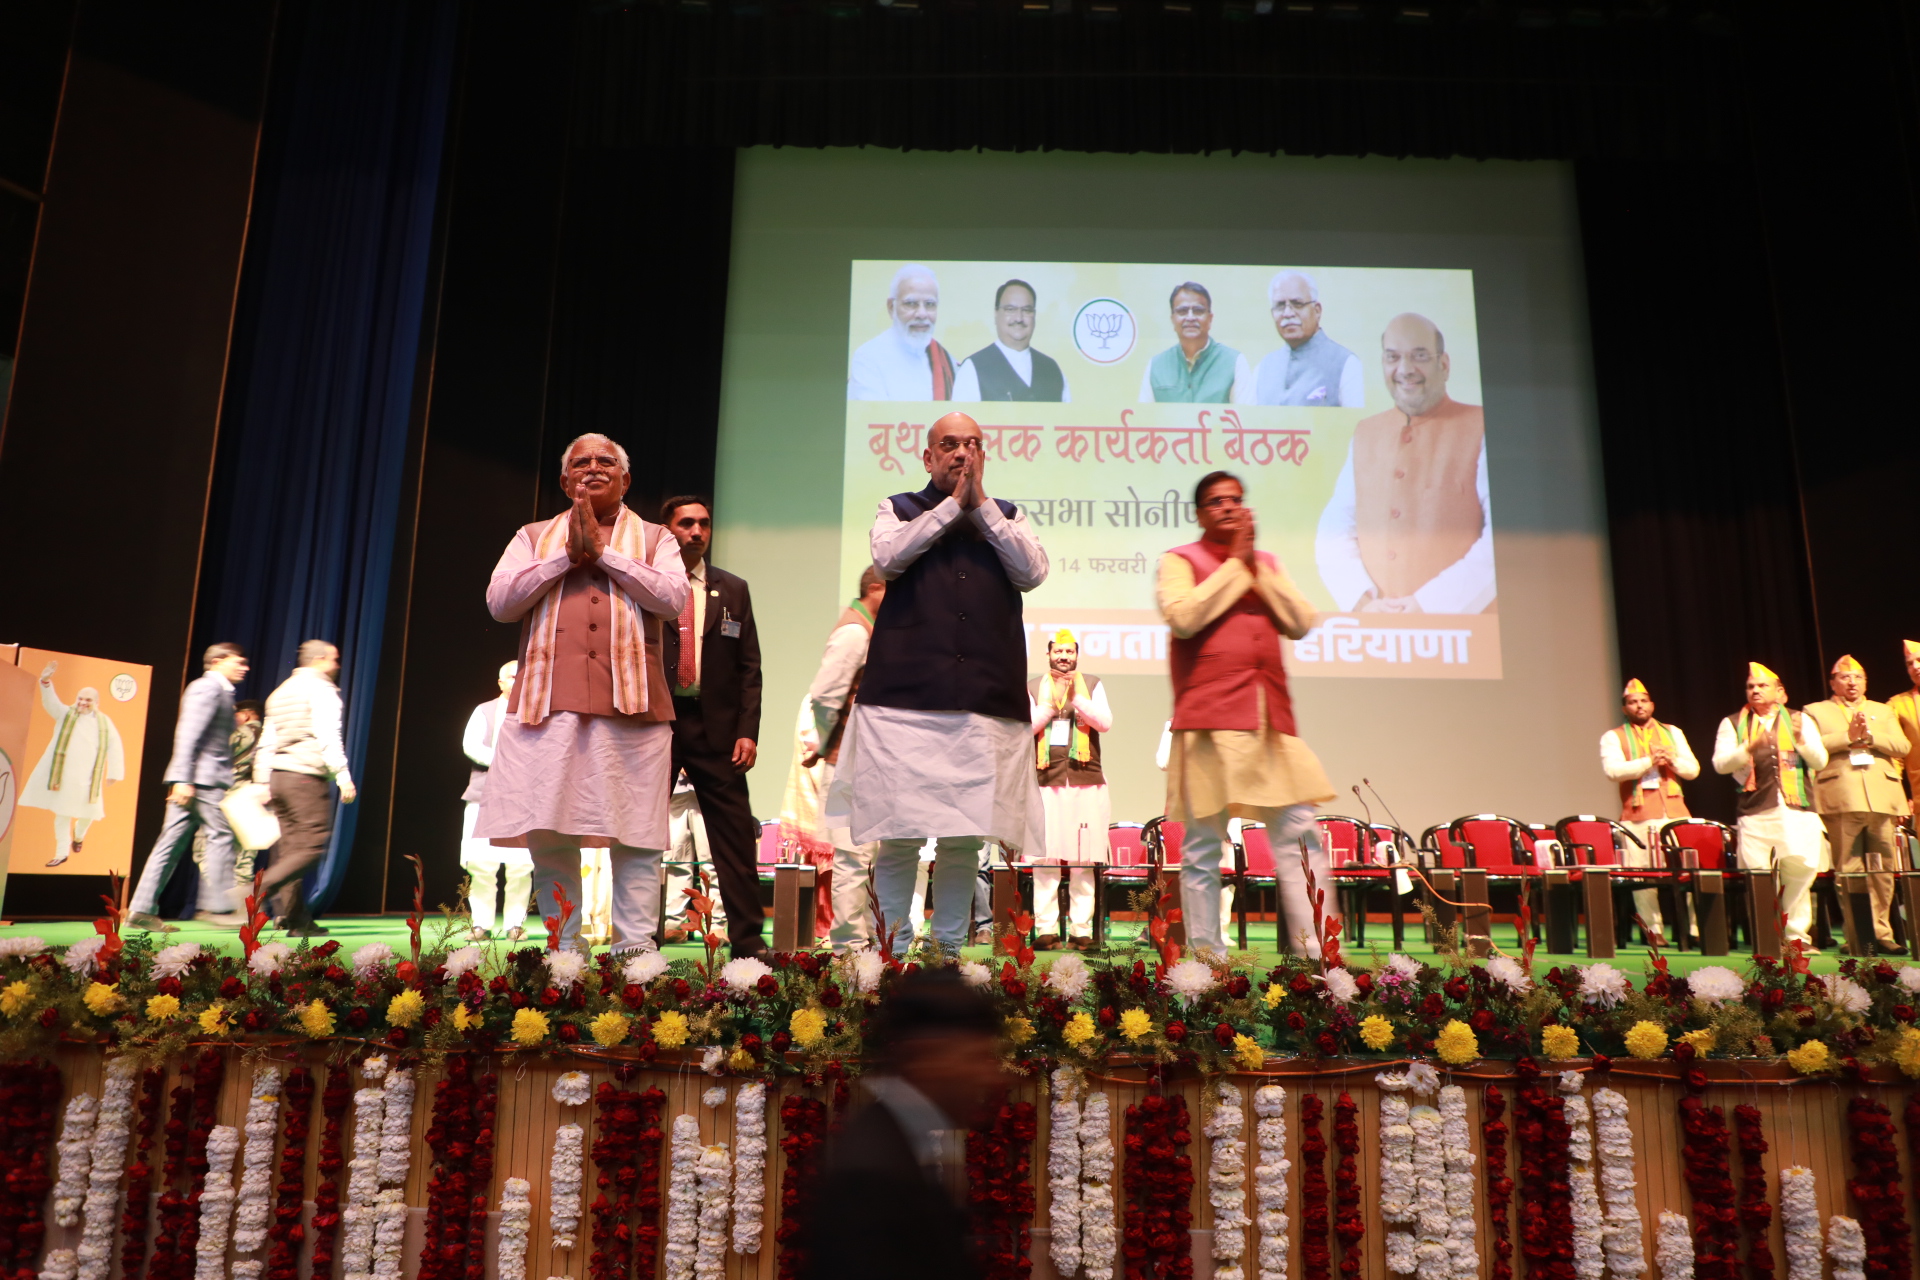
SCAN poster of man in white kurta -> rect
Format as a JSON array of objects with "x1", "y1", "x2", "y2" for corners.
[{"x1": 21, "y1": 662, "x2": 124, "y2": 867}]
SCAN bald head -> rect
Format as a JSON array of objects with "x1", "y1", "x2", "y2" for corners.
[
  {"x1": 1381, "y1": 312, "x2": 1449, "y2": 417},
  {"x1": 923, "y1": 411, "x2": 983, "y2": 494},
  {"x1": 1268, "y1": 271, "x2": 1323, "y2": 348}
]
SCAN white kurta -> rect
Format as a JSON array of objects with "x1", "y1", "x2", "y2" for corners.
[
  {"x1": 848, "y1": 325, "x2": 942, "y2": 400},
  {"x1": 1029, "y1": 674, "x2": 1114, "y2": 865},
  {"x1": 22, "y1": 687, "x2": 124, "y2": 821}
]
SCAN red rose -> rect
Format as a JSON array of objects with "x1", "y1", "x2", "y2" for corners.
[
  {"x1": 346, "y1": 1007, "x2": 370, "y2": 1030},
  {"x1": 1763, "y1": 987, "x2": 1786, "y2": 1009},
  {"x1": 1420, "y1": 993, "x2": 1445, "y2": 1017},
  {"x1": 1213, "y1": 1023, "x2": 1236, "y2": 1047},
  {"x1": 1099, "y1": 1006, "x2": 1117, "y2": 1026},
  {"x1": 1352, "y1": 972, "x2": 1373, "y2": 996},
  {"x1": 39, "y1": 1007, "x2": 58, "y2": 1028},
  {"x1": 742, "y1": 1033, "x2": 764, "y2": 1053},
  {"x1": 1897, "y1": 1005, "x2": 1916, "y2": 1023},
  {"x1": 755, "y1": 974, "x2": 780, "y2": 997},
  {"x1": 1469, "y1": 1010, "x2": 1495, "y2": 1033},
  {"x1": 507, "y1": 991, "x2": 528, "y2": 1009},
  {"x1": 539, "y1": 986, "x2": 561, "y2": 1007},
  {"x1": 220, "y1": 977, "x2": 245, "y2": 999},
  {"x1": 385, "y1": 1029, "x2": 407, "y2": 1047},
  {"x1": 1290, "y1": 974, "x2": 1314, "y2": 995},
  {"x1": 396, "y1": 961, "x2": 418, "y2": 983},
  {"x1": 1286, "y1": 1012, "x2": 1307, "y2": 1032},
  {"x1": 158, "y1": 976, "x2": 183, "y2": 997},
  {"x1": 1316, "y1": 1031, "x2": 1339, "y2": 1056},
  {"x1": 557, "y1": 1022, "x2": 580, "y2": 1043},
  {"x1": 771, "y1": 1032, "x2": 792, "y2": 1054},
  {"x1": 488, "y1": 974, "x2": 510, "y2": 994},
  {"x1": 1674, "y1": 1041, "x2": 1696, "y2": 1063},
  {"x1": 1166, "y1": 1021, "x2": 1187, "y2": 1042},
  {"x1": 1443, "y1": 976, "x2": 1468, "y2": 1001},
  {"x1": 819, "y1": 984, "x2": 843, "y2": 1009},
  {"x1": 323, "y1": 964, "x2": 348, "y2": 983},
  {"x1": 1225, "y1": 974, "x2": 1251, "y2": 998}
]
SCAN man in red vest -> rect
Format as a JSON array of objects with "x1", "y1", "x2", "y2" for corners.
[
  {"x1": 1156, "y1": 470, "x2": 1336, "y2": 957},
  {"x1": 1599, "y1": 677, "x2": 1699, "y2": 946}
]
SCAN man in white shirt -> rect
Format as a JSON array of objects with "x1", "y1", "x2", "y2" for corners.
[
  {"x1": 1027, "y1": 630, "x2": 1111, "y2": 949},
  {"x1": 254, "y1": 640, "x2": 357, "y2": 937},
  {"x1": 1712, "y1": 661, "x2": 1829, "y2": 949},
  {"x1": 460, "y1": 661, "x2": 530, "y2": 940},
  {"x1": 951, "y1": 280, "x2": 1070, "y2": 403},
  {"x1": 1252, "y1": 271, "x2": 1366, "y2": 408},
  {"x1": 848, "y1": 264, "x2": 957, "y2": 401}
]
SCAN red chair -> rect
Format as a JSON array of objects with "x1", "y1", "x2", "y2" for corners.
[
  {"x1": 757, "y1": 820, "x2": 784, "y2": 868},
  {"x1": 1445, "y1": 814, "x2": 1538, "y2": 948},
  {"x1": 1142, "y1": 816, "x2": 1185, "y2": 868},
  {"x1": 1317, "y1": 816, "x2": 1379, "y2": 947},
  {"x1": 1418, "y1": 824, "x2": 1470, "y2": 869},
  {"x1": 1553, "y1": 815, "x2": 1634, "y2": 868},
  {"x1": 1659, "y1": 818, "x2": 1743, "y2": 950}
]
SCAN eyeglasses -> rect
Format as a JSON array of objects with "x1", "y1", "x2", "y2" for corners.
[
  {"x1": 997, "y1": 305, "x2": 1036, "y2": 317},
  {"x1": 930, "y1": 436, "x2": 981, "y2": 454},
  {"x1": 1200, "y1": 493, "x2": 1243, "y2": 510},
  {"x1": 1172, "y1": 305, "x2": 1210, "y2": 319},
  {"x1": 1271, "y1": 298, "x2": 1316, "y2": 314}
]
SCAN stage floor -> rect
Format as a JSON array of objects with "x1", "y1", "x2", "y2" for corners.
[{"x1": 0, "y1": 913, "x2": 1860, "y2": 976}]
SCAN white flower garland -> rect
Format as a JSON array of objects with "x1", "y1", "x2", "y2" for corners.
[
  {"x1": 1590, "y1": 1088, "x2": 1646, "y2": 1280},
  {"x1": 1377, "y1": 1084, "x2": 1416, "y2": 1275},
  {"x1": 195, "y1": 1124, "x2": 240, "y2": 1280},
  {"x1": 695, "y1": 1142, "x2": 733, "y2": 1280},
  {"x1": 233, "y1": 1065, "x2": 283, "y2": 1255},
  {"x1": 1048, "y1": 1068, "x2": 1084, "y2": 1278},
  {"x1": 1562, "y1": 1074, "x2": 1605, "y2": 1280},
  {"x1": 1252, "y1": 1086, "x2": 1289, "y2": 1280},
  {"x1": 377, "y1": 1068, "x2": 415, "y2": 1188},
  {"x1": 1653, "y1": 1212, "x2": 1693, "y2": 1280},
  {"x1": 702, "y1": 1086, "x2": 728, "y2": 1109},
  {"x1": 1828, "y1": 1216, "x2": 1867, "y2": 1280},
  {"x1": 1436, "y1": 1086, "x2": 1478, "y2": 1280},
  {"x1": 498, "y1": 1178, "x2": 533, "y2": 1280},
  {"x1": 732, "y1": 1082, "x2": 768, "y2": 1255},
  {"x1": 664, "y1": 1114, "x2": 702, "y2": 1280},
  {"x1": 75, "y1": 1060, "x2": 137, "y2": 1280},
  {"x1": 549, "y1": 1124, "x2": 585, "y2": 1249},
  {"x1": 1779, "y1": 1167, "x2": 1820, "y2": 1280},
  {"x1": 1206, "y1": 1081, "x2": 1250, "y2": 1280},
  {"x1": 341, "y1": 1082, "x2": 388, "y2": 1280},
  {"x1": 1081, "y1": 1092, "x2": 1117, "y2": 1280},
  {"x1": 52, "y1": 1091, "x2": 98, "y2": 1227},
  {"x1": 38, "y1": 1250, "x2": 77, "y2": 1280},
  {"x1": 1377, "y1": 1066, "x2": 1450, "y2": 1279},
  {"x1": 373, "y1": 1187, "x2": 408, "y2": 1279},
  {"x1": 552, "y1": 1072, "x2": 591, "y2": 1108}
]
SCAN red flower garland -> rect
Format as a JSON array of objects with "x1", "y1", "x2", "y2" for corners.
[
  {"x1": 1121, "y1": 1093, "x2": 1193, "y2": 1280},
  {"x1": 1906, "y1": 1091, "x2": 1920, "y2": 1227},
  {"x1": 1733, "y1": 1104, "x2": 1774, "y2": 1280},
  {"x1": 1332, "y1": 1092, "x2": 1364, "y2": 1279},
  {"x1": 463, "y1": 1068, "x2": 498, "y2": 1280},
  {"x1": 1299, "y1": 1094, "x2": 1330, "y2": 1280},
  {"x1": 266, "y1": 1068, "x2": 315, "y2": 1280},
  {"x1": 1514, "y1": 1062, "x2": 1575, "y2": 1280},
  {"x1": 968, "y1": 1101, "x2": 1039, "y2": 1280},
  {"x1": 0, "y1": 1060, "x2": 60, "y2": 1280},
  {"x1": 1678, "y1": 1097, "x2": 1738, "y2": 1280},
  {"x1": 775, "y1": 1094, "x2": 829, "y2": 1280},
  {"x1": 589, "y1": 1084, "x2": 667, "y2": 1280},
  {"x1": 420, "y1": 1055, "x2": 486, "y2": 1280},
  {"x1": 1845, "y1": 1096, "x2": 1913, "y2": 1280},
  {"x1": 308, "y1": 1066, "x2": 351, "y2": 1280},
  {"x1": 1482, "y1": 1085, "x2": 1513, "y2": 1280},
  {"x1": 120, "y1": 1067, "x2": 167, "y2": 1280},
  {"x1": 174, "y1": 1050, "x2": 226, "y2": 1280}
]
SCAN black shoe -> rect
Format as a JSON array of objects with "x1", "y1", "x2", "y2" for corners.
[
  {"x1": 286, "y1": 924, "x2": 330, "y2": 938},
  {"x1": 1877, "y1": 941, "x2": 1908, "y2": 956}
]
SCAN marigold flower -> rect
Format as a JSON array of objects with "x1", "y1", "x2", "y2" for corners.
[
  {"x1": 1679, "y1": 1028, "x2": 1716, "y2": 1056},
  {"x1": 0, "y1": 980, "x2": 31, "y2": 1018},
  {"x1": 1536, "y1": 1024, "x2": 1577, "y2": 1058},
  {"x1": 1262, "y1": 983, "x2": 1285, "y2": 1009},
  {"x1": 1623, "y1": 1021, "x2": 1669, "y2": 1060},
  {"x1": 1358, "y1": 1014, "x2": 1395, "y2": 1051},
  {"x1": 147, "y1": 993, "x2": 183, "y2": 1023},
  {"x1": 298, "y1": 998, "x2": 335, "y2": 1037},
  {"x1": 1891, "y1": 1027, "x2": 1920, "y2": 1078},
  {"x1": 453, "y1": 1004, "x2": 478, "y2": 1032},
  {"x1": 1433, "y1": 1018, "x2": 1480, "y2": 1065},
  {"x1": 728, "y1": 1046, "x2": 755, "y2": 1071},
  {"x1": 1233, "y1": 1034, "x2": 1266, "y2": 1070},
  {"x1": 1005, "y1": 1016, "x2": 1035, "y2": 1045},
  {"x1": 197, "y1": 1003, "x2": 230, "y2": 1036},
  {"x1": 1785, "y1": 1038, "x2": 1832, "y2": 1075},
  {"x1": 385, "y1": 989, "x2": 426, "y2": 1028},
  {"x1": 653, "y1": 1009, "x2": 691, "y2": 1048},
  {"x1": 510, "y1": 1008, "x2": 550, "y2": 1045},
  {"x1": 1119, "y1": 1008, "x2": 1154, "y2": 1042},
  {"x1": 83, "y1": 982, "x2": 121, "y2": 1017},
  {"x1": 590, "y1": 1010, "x2": 631, "y2": 1048},
  {"x1": 1062, "y1": 1012, "x2": 1097, "y2": 1048},
  {"x1": 788, "y1": 1008, "x2": 827, "y2": 1048}
]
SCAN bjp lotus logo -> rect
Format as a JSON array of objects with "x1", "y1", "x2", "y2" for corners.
[{"x1": 1072, "y1": 298, "x2": 1136, "y2": 365}]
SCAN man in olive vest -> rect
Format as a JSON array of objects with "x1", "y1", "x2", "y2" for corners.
[
  {"x1": 1886, "y1": 640, "x2": 1920, "y2": 801},
  {"x1": 1805, "y1": 655, "x2": 1911, "y2": 954},
  {"x1": 1139, "y1": 282, "x2": 1251, "y2": 404},
  {"x1": 1712, "y1": 661, "x2": 1828, "y2": 950},
  {"x1": 1314, "y1": 312, "x2": 1493, "y2": 615},
  {"x1": 952, "y1": 280, "x2": 1070, "y2": 403},
  {"x1": 1027, "y1": 629, "x2": 1112, "y2": 950},
  {"x1": 1599, "y1": 678, "x2": 1700, "y2": 945}
]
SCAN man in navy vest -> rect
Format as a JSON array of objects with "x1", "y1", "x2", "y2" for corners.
[
  {"x1": 827, "y1": 411, "x2": 1050, "y2": 954},
  {"x1": 951, "y1": 280, "x2": 1070, "y2": 403}
]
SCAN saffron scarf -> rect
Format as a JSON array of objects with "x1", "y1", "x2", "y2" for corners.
[
  {"x1": 48, "y1": 709, "x2": 111, "y2": 803},
  {"x1": 515, "y1": 507, "x2": 661, "y2": 726},
  {"x1": 1613, "y1": 721, "x2": 1683, "y2": 799},
  {"x1": 1035, "y1": 672, "x2": 1094, "y2": 770},
  {"x1": 1736, "y1": 706, "x2": 1810, "y2": 809}
]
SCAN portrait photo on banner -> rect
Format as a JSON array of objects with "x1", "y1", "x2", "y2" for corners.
[
  {"x1": 5, "y1": 648, "x2": 152, "y2": 878},
  {"x1": 842, "y1": 260, "x2": 1501, "y2": 680}
]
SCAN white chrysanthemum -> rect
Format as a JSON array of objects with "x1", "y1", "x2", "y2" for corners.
[
  {"x1": 1654, "y1": 1211, "x2": 1694, "y2": 1280},
  {"x1": 1828, "y1": 975, "x2": 1871, "y2": 1015},
  {"x1": 62, "y1": 936, "x2": 105, "y2": 975},
  {"x1": 1166, "y1": 959, "x2": 1217, "y2": 998},
  {"x1": 720, "y1": 956, "x2": 773, "y2": 991},
  {"x1": 852, "y1": 951, "x2": 885, "y2": 994},
  {"x1": 1386, "y1": 953, "x2": 1424, "y2": 979},
  {"x1": 1404, "y1": 1063, "x2": 1440, "y2": 1096},
  {"x1": 625, "y1": 950, "x2": 670, "y2": 984},
  {"x1": 351, "y1": 943, "x2": 395, "y2": 979},
  {"x1": 1828, "y1": 1215, "x2": 1867, "y2": 1280},
  {"x1": 545, "y1": 949, "x2": 588, "y2": 990},
  {"x1": 361, "y1": 1054, "x2": 389, "y2": 1082},
  {"x1": 551, "y1": 1072, "x2": 591, "y2": 1107},
  {"x1": 958, "y1": 961, "x2": 992, "y2": 987},
  {"x1": 701, "y1": 1046, "x2": 726, "y2": 1075},
  {"x1": 442, "y1": 946, "x2": 482, "y2": 980},
  {"x1": 1320, "y1": 967, "x2": 1359, "y2": 1004},
  {"x1": 702, "y1": 1086, "x2": 728, "y2": 1109},
  {"x1": 1686, "y1": 965, "x2": 1745, "y2": 1003},
  {"x1": 1899, "y1": 966, "x2": 1920, "y2": 994},
  {"x1": 1046, "y1": 952, "x2": 1092, "y2": 999},
  {"x1": 0, "y1": 935, "x2": 46, "y2": 957},
  {"x1": 1578, "y1": 962, "x2": 1630, "y2": 1008},
  {"x1": 1485, "y1": 955, "x2": 1531, "y2": 994},
  {"x1": 247, "y1": 942, "x2": 291, "y2": 977},
  {"x1": 150, "y1": 942, "x2": 202, "y2": 980}
]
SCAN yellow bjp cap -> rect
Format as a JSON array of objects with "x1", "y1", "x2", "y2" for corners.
[
  {"x1": 1832, "y1": 654, "x2": 1865, "y2": 676},
  {"x1": 1749, "y1": 661, "x2": 1780, "y2": 683},
  {"x1": 1051, "y1": 628, "x2": 1078, "y2": 647},
  {"x1": 1622, "y1": 678, "x2": 1649, "y2": 698}
]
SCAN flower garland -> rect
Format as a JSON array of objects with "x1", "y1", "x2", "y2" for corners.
[
  {"x1": 1590, "y1": 1089, "x2": 1646, "y2": 1280},
  {"x1": 774, "y1": 1095, "x2": 827, "y2": 1280},
  {"x1": 157, "y1": 1050, "x2": 225, "y2": 1280},
  {"x1": 1562, "y1": 1074, "x2": 1605, "y2": 1280},
  {"x1": 1779, "y1": 1167, "x2": 1820, "y2": 1280},
  {"x1": 1081, "y1": 1091, "x2": 1117, "y2": 1280},
  {"x1": 696, "y1": 1141, "x2": 733, "y2": 1280},
  {"x1": 375, "y1": 1066, "x2": 414, "y2": 1190},
  {"x1": 550, "y1": 1124, "x2": 585, "y2": 1250},
  {"x1": 588, "y1": 1084, "x2": 666, "y2": 1280},
  {"x1": 1122, "y1": 1093, "x2": 1193, "y2": 1280},
  {"x1": 118, "y1": 1068, "x2": 166, "y2": 1280},
  {"x1": 76, "y1": 1060, "x2": 137, "y2": 1280},
  {"x1": 1907, "y1": 1091, "x2": 1920, "y2": 1226},
  {"x1": 497, "y1": 1178, "x2": 532, "y2": 1280},
  {"x1": 418, "y1": 1055, "x2": 497, "y2": 1280},
  {"x1": 1732, "y1": 1105, "x2": 1774, "y2": 1280},
  {"x1": 1655, "y1": 1212, "x2": 1694, "y2": 1280},
  {"x1": 231, "y1": 1065, "x2": 283, "y2": 1258},
  {"x1": 1048, "y1": 1069, "x2": 1083, "y2": 1279},
  {"x1": 0, "y1": 1059, "x2": 61, "y2": 1280},
  {"x1": 1676, "y1": 1095, "x2": 1737, "y2": 1280},
  {"x1": 1251, "y1": 1086, "x2": 1288, "y2": 1280},
  {"x1": 340, "y1": 1075, "x2": 386, "y2": 1280},
  {"x1": 1204, "y1": 1081, "x2": 1249, "y2": 1280},
  {"x1": 1482, "y1": 1086, "x2": 1513, "y2": 1280},
  {"x1": 1373, "y1": 1073, "x2": 1418, "y2": 1276},
  {"x1": 1300, "y1": 1094, "x2": 1330, "y2": 1280},
  {"x1": 372, "y1": 1188, "x2": 408, "y2": 1280},
  {"x1": 1332, "y1": 1092, "x2": 1363, "y2": 1280},
  {"x1": 1514, "y1": 1062, "x2": 1575, "y2": 1280},
  {"x1": 1843, "y1": 1096, "x2": 1912, "y2": 1280},
  {"x1": 664, "y1": 1114, "x2": 702, "y2": 1280},
  {"x1": 53, "y1": 1090, "x2": 99, "y2": 1228},
  {"x1": 1436, "y1": 1086, "x2": 1477, "y2": 1280},
  {"x1": 733, "y1": 1081, "x2": 768, "y2": 1255},
  {"x1": 1828, "y1": 1215, "x2": 1867, "y2": 1280},
  {"x1": 305, "y1": 1068, "x2": 344, "y2": 1280},
  {"x1": 970, "y1": 1100, "x2": 1039, "y2": 1280},
  {"x1": 194, "y1": 1124, "x2": 239, "y2": 1280}
]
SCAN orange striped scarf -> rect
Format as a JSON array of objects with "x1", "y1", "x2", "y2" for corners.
[{"x1": 515, "y1": 507, "x2": 661, "y2": 725}]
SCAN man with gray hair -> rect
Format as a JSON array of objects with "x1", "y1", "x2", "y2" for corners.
[
  {"x1": 476, "y1": 432, "x2": 689, "y2": 952},
  {"x1": 848, "y1": 263, "x2": 956, "y2": 401},
  {"x1": 254, "y1": 639, "x2": 355, "y2": 937},
  {"x1": 1253, "y1": 270, "x2": 1365, "y2": 407}
]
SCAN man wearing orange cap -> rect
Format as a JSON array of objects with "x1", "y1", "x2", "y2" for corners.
[
  {"x1": 1027, "y1": 629, "x2": 1113, "y2": 950},
  {"x1": 1806, "y1": 655, "x2": 1911, "y2": 953},
  {"x1": 1887, "y1": 640, "x2": 1920, "y2": 799},
  {"x1": 1599, "y1": 678, "x2": 1699, "y2": 945},
  {"x1": 1712, "y1": 662, "x2": 1829, "y2": 949}
]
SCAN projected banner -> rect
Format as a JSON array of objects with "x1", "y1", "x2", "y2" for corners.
[{"x1": 842, "y1": 260, "x2": 1499, "y2": 678}]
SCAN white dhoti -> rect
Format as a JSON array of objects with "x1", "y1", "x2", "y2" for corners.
[
  {"x1": 663, "y1": 785, "x2": 726, "y2": 929},
  {"x1": 1034, "y1": 783, "x2": 1110, "y2": 938},
  {"x1": 1736, "y1": 805, "x2": 1827, "y2": 946},
  {"x1": 1620, "y1": 819, "x2": 1671, "y2": 942},
  {"x1": 461, "y1": 802, "x2": 533, "y2": 936}
]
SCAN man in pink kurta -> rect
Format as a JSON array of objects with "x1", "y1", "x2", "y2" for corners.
[{"x1": 476, "y1": 433, "x2": 689, "y2": 952}]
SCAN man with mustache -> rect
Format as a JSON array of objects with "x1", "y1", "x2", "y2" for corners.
[
  {"x1": 848, "y1": 263, "x2": 956, "y2": 401},
  {"x1": 1712, "y1": 661, "x2": 1829, "y2": 951},
  {"x1": 1253, "y1": 270, "x2": 1365, "y2": 408},
  {"x1": 1314, "y1": 312, "x2": 1494, "y2": 614},
  {"x1": 951, "y1": 279, "x2": 1070, "y2": 403},
  {"x1": 1805, "y1": 655, "x2": 1910, "y2": 954}
]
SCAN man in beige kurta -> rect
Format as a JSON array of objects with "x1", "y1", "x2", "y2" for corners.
[{"x1": 1805, "y1": 654, "x2": 1911, "y2": 953}]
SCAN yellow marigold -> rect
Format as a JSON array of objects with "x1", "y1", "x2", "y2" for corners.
[
  {"x1": 1679, "y1": 1028, "x2": 1716, "y2": 1056},
  {"x1": 147, "y1": 993, "x2": 182, "y2": 1023},
  {"x1": 1233, "y1": 1034, "x2": 1266, "y2": 1070},
  {"x1": 1005, "y1": 1016, "x2": 1036, "y2": 1045},
  {"x1": 653, "y1": 1009, "x2": 691, "y2": 1049},
  {"x1": 1062, "y1": 1012, "x2": 1098, "y2": 1048},
  {"x1": 510, "y1": 1008, "x2": 550, "y2": 1046},
  {"x1": 1262, "y1": 983, "x2": 1285, "y2": 1009},
  {"x1": 1540, "y1": 1025, "x2": 1580, "y2": 1059},
  {"x1": 1434, "y1": 1019, "x2": 1480, "y2": 1065},
  {"x1": 1892, "y1": 1027, "x2": 1920, "y2": 1078},
  {"x1": 197, "y1": 1003, "x2": 229, "y2": 1036},
  {"x1": 1359, "y1": 1015, "x2": 1395, "y2": 1051},
  {"x1": 83, "y1": 983, "x2": 121, "y2": 1017},
  {"x1": 1786, "y1": 1038, "x2": 1832, "y2": 1075},
  {"x1": 789, "y1": 1008, "x2": 827, "y2": 1049},
  {"x1": 385, "y1": 989, "x2": 425, "y2": 1028},
  {"x1": 590, "y1": 1010, "x2": 631, "y2": 1048},
  {"x1": 0, "y1": 980, "x2": 30, "y2": 1017},
  {"x1": 1623, "y1": 1021, "x2": 1669, "y2": 1060},
  {"x1": 728, "y1": 1047, "x2": 754, "y2": 1071},
  {"x1": 452, "y1": 1004, "x2": 478, "y2": 1032},
  {"x1": 298, "y1": 999, "x2": 334, "y2": 1037},
  {"x1": 1119, "y1": 1008, "x2": 1154, "y2": 1043}
]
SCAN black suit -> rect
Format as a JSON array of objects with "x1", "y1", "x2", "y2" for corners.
[
  {"x1": 661, "y1": 561, "x2": 765, "y2": 954},
  {"x1": 797, "y1": 1101, "x2": 978, "y2": 1280}
]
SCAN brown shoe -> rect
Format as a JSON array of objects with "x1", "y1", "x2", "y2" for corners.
[
  {"x1": 661, "y1": 927, "x2": 690, "y2": 945},
  {"x1": 1034, "y1": 934, "x2": 1062, "y2": 951},
  {"x1": 127, "y1": 912, "x2": 178, "y2": 933},
  {"x1": 1069, "y1": 935, "x2": 1097, "y2": 951}
]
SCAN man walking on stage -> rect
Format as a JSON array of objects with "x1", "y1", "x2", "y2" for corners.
[
  {"x1": 659, "y1": 495, "x2": 766, "y2": 958},
  {"x1": 1599, "y1": 677, "x2": 1700, "y2": 946},
  {"x1": 1805, "y1": 654, "x2": 1910, "y2": 954},
  {"x1": 831, "y1": 410, "x2": 1049, "y2": 955},
  {"x1": 1712, "y1": 661, "x2": 1828, "y2": 951},
  {"x1": 1027, "y1": 629, "x2": 1112, "y2": 951},
  {"x1": 1157, "y1": 470, "x2": 1336, "y2": 958},
  {"x1": 477, "y1": 433, "x2": 688, "y2": 953},
  {"x1": 461, "y1": 661, "x2": 531, "y2": 941},
  {"x1": 254, "y1": 640, "x2": 356, "y2": 937}
]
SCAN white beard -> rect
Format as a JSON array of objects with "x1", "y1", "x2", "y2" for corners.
[{"x1": 893, "y1": 318, "x2": 934, "y2": 353}]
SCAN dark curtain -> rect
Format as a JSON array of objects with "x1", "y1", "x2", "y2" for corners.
[{"x1": 189, "y1": 0, "x2": 457, "y2": 913}]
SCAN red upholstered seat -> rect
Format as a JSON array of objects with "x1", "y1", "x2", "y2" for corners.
[
  {"x1": 1554, "y1": 815, "x2": 1626, "y2": 867},
  {"x1": 1660, "y1": 818, "x2": 1736, "y2": 870},
  {"x1": 1107, "y1": 822, "x2": 1149, "y2": 867},
  {"x1": 1141, "y1": 817, "x2": 1184, "y2": 869},
  {"x1": 1446, "y1": 815, "x2": 1535, "y2": 873},
  {"x1": 1241, "y1": 823, "x2": 1274, "y2": 876},
  {"x1": 1420, "y1": 824, "x2": 1469, "y2": 869}
]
